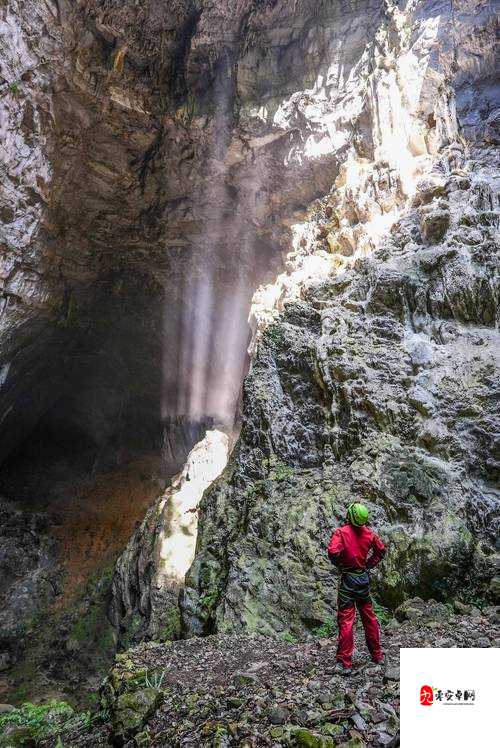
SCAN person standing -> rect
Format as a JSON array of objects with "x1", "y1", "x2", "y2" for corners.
[{"x1": 327, "y1": 502, "x2": 386, "y2": 674}]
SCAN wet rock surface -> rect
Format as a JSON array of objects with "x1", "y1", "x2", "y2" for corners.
[
  {"x1": 39, "y1": 606, "x2": 499, "y2": 746},
  {"x1": 110, "y1": 430, "x2": 231, "y2": 649},
  {"x1": 0, "y1": 456, "x2": 163, "y2": 706}
]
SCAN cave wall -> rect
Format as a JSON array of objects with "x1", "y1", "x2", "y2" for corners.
[
  {"x1": 1, "y1": 0, "x2": 403, "y2": 694},
  {"x1": 180, "y1": 0, "x2": 500, "y2": 636}
]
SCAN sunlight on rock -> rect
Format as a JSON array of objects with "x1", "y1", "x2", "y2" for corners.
[{"x1": 157, "y1": 429, "x2": 230, "y2": 585}]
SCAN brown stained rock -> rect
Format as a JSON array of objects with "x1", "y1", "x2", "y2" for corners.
[{"x1": 420, "y1": 209, "x2": 450, "y2": 243}]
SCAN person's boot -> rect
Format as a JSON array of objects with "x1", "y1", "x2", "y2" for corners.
[{"x1": 333, "y1": 662, "x2": 352, "y2": 675}]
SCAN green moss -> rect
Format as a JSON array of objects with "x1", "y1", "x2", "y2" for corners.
[
  {"x1": 244, "y1": 480, "x2": 265, "y2": 498},
  {"x1": 280, "y1": 631, "x2": 298, "y2": 644},
  {"x1": 322, "y1": 723, "x2": 344, "y2": 737},
  {"x1": 384, "y1": 568, "x2": 402, "y2": 588},
  {"x1": 119, "y1": 612, "x2": 144, "y2": 650},
  {"x1": 134, "y1": 729, "x2": 151, "y2": 747},
  {"x1": 264, "y1": 324, "x2": 285, "y2": 345},
  {"x1": 0, "y1": 701, "x2": 73, "y2": 744},
  {"x1": 158, "y1": 608, "x2": 181, "y2": 642},
  {"x1": 293, "y1": 727, "x2": 334, "y2": 747},
  {"x1": 372, "y1": 599, "x2": 392, "y2": 625},
  {"x1": 467, "y1": 595, "x2": 488, "y2": 611},
  {"x1": 312, "y1": 617, "x2": 336, "y2": 638},
  {"x1": 201, "y1": 589, "x2": 219, "y2": 609},
  {"x1": 113, "y1": 688, "x2": 162, "y2": 738},
  {"x1": 70, "y1": 598, "x2": 115, "y2": 651},
  {"x1": 270, "y1": 462, "x2": 294, "y2": 482}
]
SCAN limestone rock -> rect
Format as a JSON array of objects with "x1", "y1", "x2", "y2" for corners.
[
  {"x1": 182, "y1": 141, "x2": 500, "y2": 636},
  {"x1": 420, "y1": 209, "x2": 450, "y2": 244}
]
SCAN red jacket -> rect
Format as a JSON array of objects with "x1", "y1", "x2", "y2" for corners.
[{"x1": 328, "y1": 524, "x2": 386, "y2": 571}]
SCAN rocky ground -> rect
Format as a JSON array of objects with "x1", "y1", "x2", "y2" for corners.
[{"x1": 0, "y1": 599, "x2": 492, "y2": 747}]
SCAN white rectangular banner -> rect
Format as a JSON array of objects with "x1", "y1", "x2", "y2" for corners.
[{"x1": 400, "y1": 647, "x2": 498, "y2": 747}]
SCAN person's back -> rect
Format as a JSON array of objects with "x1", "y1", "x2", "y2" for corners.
[
  {"x1": 329, "y1": 522, "x2": 384, "y2": 571},
  {"x1": 327, "y1": 502, "x2": 386, "y2": 673}
]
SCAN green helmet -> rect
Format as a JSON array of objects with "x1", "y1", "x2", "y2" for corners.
[{"x1": 347, "y1": 502, "x2": 370, "y2": 526}]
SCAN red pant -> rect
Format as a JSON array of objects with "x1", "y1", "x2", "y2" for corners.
[{"x1": 336, "y1": 601, "x2": 383, "y2": 667}]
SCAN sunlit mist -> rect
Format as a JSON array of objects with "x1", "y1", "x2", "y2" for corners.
[{"x1": 161, "y1": 63, "x2": 274, "y2": 433}]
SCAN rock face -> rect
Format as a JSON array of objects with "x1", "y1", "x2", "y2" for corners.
[
  {"x1": 110, "y1": 429, "x2": 230, "y2": 647},
  {"x1": 0, "y1": 499, "x2": 61, "y2": 674},
  {"x1": 1, "y1": 0, "x2": 364, "y2": 467},
  {"x1": 1, "y1": 0, "x2": 396, "y2": 697},
  {"x1": 182, "y1": 140, "x2": 499, "y2": 636},
  {"x1": 179, "y1": 0, "x2": 500, "y2": 636},
  {"x1": 0, "y1": 455, "x2": 164, "y2": 704}
]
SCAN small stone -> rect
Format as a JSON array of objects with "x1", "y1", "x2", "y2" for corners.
[
  {"x1": 293, "y1": 727, "x2": 334, "y2": 747},
  {"x1": 322, "y1": 722, "x2": 344, "y2": 737},
  {"x1": 385, "y1": 618, "x2": 400, "y2": 630},
  {"x1": 374, "y1": 730, "x2": 395, "y2": 746},
  {"x1": 351, "y1": 713, "x2": 368, "y2": 731},
  {"x1": 270, "y1": 726, "x2": 285, "y2": 739},
  {"x1": 383, "y1": 667, "x2": 400, "y2": 682},
  {"x1": 268, "y1": 707, "x2": 289, "y2": 725},
  {"x1": 338, "y1": 735, "x2": 366, "y2": 748},
  {"x1": 232, "y1": 672, "x2": 259, "y2": 687},
  {"x1": 0, "y1": 703, "x2": 15, "y2": 713},
  {"x1": 308, "y1": 680, "x2": 322, "y2": 690},
  {"x1": 476, "y1": 637, "x2": 490, "y2": 647},
  {"x1": 227, "y1": 697, "x2": 244, "y2": 708},
  {"x1": 317, "y1": 692, "x2": 332, "y2": 704}
]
